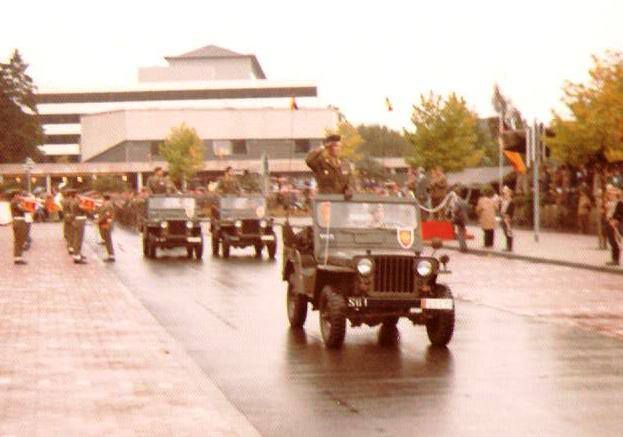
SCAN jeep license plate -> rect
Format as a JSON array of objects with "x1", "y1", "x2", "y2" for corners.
[
  {"x1": 421, "y1": 298, "x2": 454, "y2": 310},
  {"x1": 261, "y1": 235, "x2": 274, "y2": 241},
  {"x1": 186, "y1": 237, "x2": 201, "y2": 243},
  {"x1": 347, "y1": 297, "x2": 367, "y2": 308}
]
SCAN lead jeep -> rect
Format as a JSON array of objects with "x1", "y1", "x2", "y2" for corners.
[
  {"x1": 282, "y1": 194, "x2": 455, "y2": 349},
  {"x1": 142, "y1": 195, "x2": 204, "y2": 259},
  {"x1": 210, "y1": 195, "x2": 276, "y2": 259}
]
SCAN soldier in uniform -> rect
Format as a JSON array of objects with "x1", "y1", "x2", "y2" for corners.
[
  {"x1": 7, "y1": 189, "x2": 29, "y2": 265},
  {"x1": 95, "y1": 193, "x2": 116, "y2": 262},
  {"x1": 61, "y1": 188, "x2": 77, "y2": 254},
  {"x1": 146, "y1": 167, "x2": 169, "y2": 194},
  {"x1": 69, "y1": 192, "x2": 89, "y2": 264},
  {"x1": 217, "y1": 166, "x2": 242, "y2": 194},
  {"x1": 305, "y1": 134, "x2": 353, "y2": 195}
]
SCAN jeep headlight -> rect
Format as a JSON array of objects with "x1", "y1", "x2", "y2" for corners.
[
  {"x1": 160, "y1": 221, "x2": 168, "y2": 229},
  {"x1": 186, "y1": 220, "x2": 193, "y2": 229},
  {"x1": 357, "y1": 258, "x2": 373, "y2": 276},
  {"x1": 235, "y1": 220, "x2": 242, "y2": 228},
  {"x1": 416, "y1": 260, "x2": 433, "y2": 277},
  {"x1": 260, "y1": 220, "x2": 267, "y2": 228}
]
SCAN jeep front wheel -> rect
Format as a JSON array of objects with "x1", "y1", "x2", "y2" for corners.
[
  {"x1": 425, "y1": 285, "x2": 455, "y2": 347},
  {"x1": 267, "y1": 241, "x2": 277, "y2": 260},
  {"x1": 195, "y1": 243, "x2": 203, "y2": 260},
  {"x1": 287, "y1": 274, "x2": 307, "y2": 328},
  {"x1": 319, "y1": 286, "x2": 347, "y2": 349},
  {"x1": 222, "y1": 241, "x2": 230, "y2": 258}
]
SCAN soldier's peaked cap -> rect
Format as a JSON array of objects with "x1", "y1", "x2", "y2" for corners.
[{"x1": 324, "y1": 134, "x2": 341, "y2": 144}]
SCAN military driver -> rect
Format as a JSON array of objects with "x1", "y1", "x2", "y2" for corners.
[{"x1": 217, "y1": 166, "x2": 242, "y2": 194}]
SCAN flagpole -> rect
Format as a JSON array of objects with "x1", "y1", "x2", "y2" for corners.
[
  {"x1": 498, "y1": 114, "x2": 504, "y2": 194},
  {"x1": 532, "y1": 119, "x2": 540, "y2": 243}
]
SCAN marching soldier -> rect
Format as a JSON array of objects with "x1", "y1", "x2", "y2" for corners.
[
  {"x1": 305, "y1": 134, "x2": 353, "y2": 195},
  {"x1": 61, "y1": 188, "x2": 76, "y2": 254},
  {"x1": 7, "y1": 189, "x2": 29, "y2": 265},
  {"x1": 217, "y1": 166, "x2": 242, "y2": 194},
  {"x1": 69, "y1": 192, "x2": 88, "y2": 264},
  {"x1": 95, "y1": 193, "x2": 115, "y2": 262}
]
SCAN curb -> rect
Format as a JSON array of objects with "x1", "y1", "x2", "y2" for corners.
[{"x1": 439, "y1": 243, "x2": 623, "y2": 276}]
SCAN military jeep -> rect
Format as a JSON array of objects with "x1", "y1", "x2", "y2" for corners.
[
  {"x1": 210, "y1": 195, "x2": 276, "y2": 259},
  {"x1": 142, "y1": 195, "x2": 203, "y2": 259},
  {"x1": 282, "y1": 194, "x2": 455, "y2": 349}
]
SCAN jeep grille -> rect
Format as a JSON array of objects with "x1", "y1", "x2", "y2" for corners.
[
  {"x1": 167, "y1": 221, "x2": 186, "y2": 235},
  {"x1": 373, "y1": 256, "x2": 415, "y2": 293},
  {"x1": 242, "y1": 220, "x2": 260, "y2": 234}
]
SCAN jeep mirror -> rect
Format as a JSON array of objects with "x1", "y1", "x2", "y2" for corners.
[{"x1": 431, "y1": 238, "x2": 443, "y2": 250}]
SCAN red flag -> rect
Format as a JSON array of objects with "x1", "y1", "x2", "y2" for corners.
[{"x1": 504, "y1": 151, "x2": 527, "y2": 174}]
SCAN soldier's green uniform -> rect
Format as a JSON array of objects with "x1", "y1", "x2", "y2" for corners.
[
  {"x1": 96, "y1": 198, "x2": 115, "y2": 261},
  {"x1": 69, "y1": 196, "x2": 87, "y2": 263},
  {"x1": 218, "y1": 174, "x2": 242, "y2": 194},
  {"x1": 146, "y1": 174, "x2": 168, "y2": 194},
  {"x1": 61, "y1": 195, "x2": 74, "y2": 253},
  {"x1": 10, "y1": 194, "x2": 28, "y2": 264},
  {"x1": 305, "y1": 147, "x2": 353, "y2": 194}
]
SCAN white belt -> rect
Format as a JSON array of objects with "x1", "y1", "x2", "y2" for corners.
[
  {"x1": 13, "y1": 217, "x2": 25, "y2": 221},
  {"x1": 75, "y1": 216, "x2": 87, "y2": 220}
]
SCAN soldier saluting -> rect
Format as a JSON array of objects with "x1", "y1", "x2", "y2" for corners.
[
  {"x1": 305, "y1": 134, "x2": 353, "y2": 195},
  {"x1": 217, "y1": 166, "x2": 242, "y2": 194}
]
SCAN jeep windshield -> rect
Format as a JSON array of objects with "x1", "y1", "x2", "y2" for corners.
[
  {"x1": 148, "y1": 197, "x2": 196, "y2": 219},
  {"x1": 315, "y1": 201, "x2": 417, "y2": 230},
  {"x1": 220, "y1": 197, "x2": 266, "y2": 220}
]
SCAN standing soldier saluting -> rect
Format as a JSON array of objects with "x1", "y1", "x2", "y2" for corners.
[
  {"x1": 7, "y1": 189, "x2": 29, "y2": 265},
  {"x1": 95, "y1": 193, "x2": 115, "y2": 262},
  {"x1": 305, "y1": 134, "x2": 353, "y2": 195},
  {"x1": 217, "y1": 166, "x2": 242, "y2": 194}
]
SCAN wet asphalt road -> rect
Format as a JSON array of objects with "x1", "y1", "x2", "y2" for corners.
[{"x1": 88, "y1": 226, "x2": 623, "y2": 436}]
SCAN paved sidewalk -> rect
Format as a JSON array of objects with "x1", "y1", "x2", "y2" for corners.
[
  {"x1": 0, "y1": 223, "x2": 260, "y2": 436},
  {"x1": 445, "y1": 224, "x2": 619, "y2": 274}
]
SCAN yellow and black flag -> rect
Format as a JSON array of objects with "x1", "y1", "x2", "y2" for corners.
[{"x1": 385, "y1": 97, "x2": 393, "y2": 112}]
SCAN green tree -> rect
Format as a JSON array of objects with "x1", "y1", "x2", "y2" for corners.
[
  {"x1": 405, "y1": 92, "x2": 480, "y2": 172},
  {"x1": 357, "y1": 124, "x2": 411, "y2": 157},
  {"x1": 159, "y1": 123, "x2": 204, "y2": 186},
  {"x1": 0, "y1": 50, "x2": 44, "y2": 162},
  {"x1": 547, "y1": 51, "x2": 623, "y2": 165}
]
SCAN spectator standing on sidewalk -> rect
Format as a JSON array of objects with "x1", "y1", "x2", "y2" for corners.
[
  {"x1": 429, "y1": 166, "x2": 448, "y2": 219},
  {"x1": 577, "y1": 187, "x2": 592, "y2": 235},
  {"x1": 476, "y1": 186, "x2": 497, "y2": 248},
  {"x1": 450, "y1": 186, "x2": 468, "y2": 253},
  {"x1": 500, "y1": 186, "x2": 516, "y2": 252},
  {"x1": 605, "y1": 185, "x2": 623, "y2": 266}
]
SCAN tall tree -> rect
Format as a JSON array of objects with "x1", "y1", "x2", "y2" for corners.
[
  {"x1": 357, "y1": 124, "x2": 411, "y2": 157},
  {"x1": 547, "y1": 50, "x2": 623, "y2": 165},
  {"x1": 159, "y1": 123, "x2": 204, "y2": 186},
  {"x1": 405, "y1": 92, "x2": 480, "y2": 172},
  {"x1": 0, "y1": 50, "x2": 44, "y2": 162}
]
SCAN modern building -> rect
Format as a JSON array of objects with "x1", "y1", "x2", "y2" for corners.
[{"x1": 0, "y1": 45, "x2": 341, "y2": 190}]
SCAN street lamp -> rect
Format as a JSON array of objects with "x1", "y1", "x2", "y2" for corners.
[{"x1": 23, "y1": 157, "x2": 34, "y2": 194}]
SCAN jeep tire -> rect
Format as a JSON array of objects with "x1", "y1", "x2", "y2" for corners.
[
  {"x1": 267, "y1": 241, "x2": 277, "y2": 260},
  {"x1": 254, "y1": 243, "x2": 263, "y2": 258},
  {"x1": 287, "y1": 274, "x2": 307, "y2": 328},
  {"x1": 222, "y1": 240, "x2": 230, "y2": 258},
  {"x1": 425, "y1": 285, "x2": 455, "y2": 347},
  {"x1": 195, "y1": 243, "x2": 203, "y2": 260},
  {"x1": 319, "y1": 286, "x2": 347, "y2": 349}
]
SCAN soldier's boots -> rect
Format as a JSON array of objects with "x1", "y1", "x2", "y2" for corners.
[
  {"x1": 14, "y1": 257, "x2": 27, "y2": 265},
  {"x1": 104, "y1": 255, "x2": 115, "y2": 263},
  {"x1": 73, "y1": 254, "x2": 87, "y2": 264}
]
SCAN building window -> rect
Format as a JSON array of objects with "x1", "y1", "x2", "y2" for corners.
[
  {"x1": 232, "y1": 140, "x2": 248, "y2": 155},
  {"x1": 294, "y1": 139, "x2": 311, "y2": 154},
  {"x1": 150, "y1": 141, "x2": 161, "y2": 157},
  {"x1": 213, "y1": 140, "x2": 232, "y2": 157}
]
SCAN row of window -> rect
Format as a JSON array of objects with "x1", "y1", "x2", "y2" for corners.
[{"x1": 149, "y1": 139, "x2": 312, "y2": 157}]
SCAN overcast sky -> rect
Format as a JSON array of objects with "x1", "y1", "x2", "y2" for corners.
[{"x1": 2, "y1": 0, "x2": 622, "y2": 130}]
